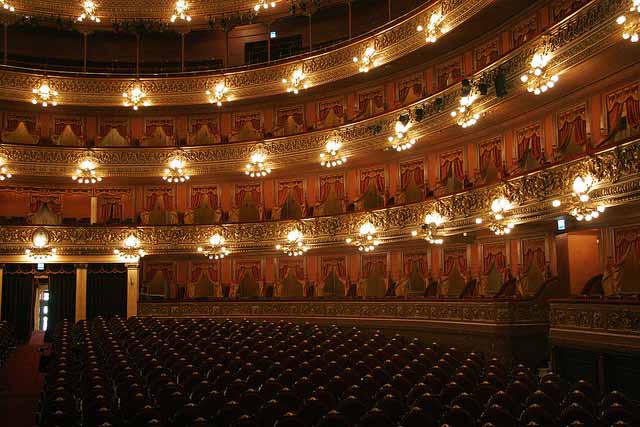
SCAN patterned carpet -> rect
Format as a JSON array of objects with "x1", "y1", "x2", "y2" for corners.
[{"x1": 0, "y1": 332, "x2": 45, "y2": 427}]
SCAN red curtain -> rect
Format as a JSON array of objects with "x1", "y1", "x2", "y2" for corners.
[
  {"x1": 615, "y1": 236, "x2": 640, "y2": 263},
  {"x1": 237, "y1": 265, "x2": 260, "y2": 282},
  {"x1": 235, "y1": 186, "x2": 261, "y2": 206},
  {"x1": 363, "y1": 258, "x2": 386, "y2": 279},
  {"x1": 278, "y1": 182, "x2": 304, "y2": 205},
  {"x1": 320, "y1": 176, "x2": 345, "y2": 203},
  {"x1": 280, "y1": 263, "x2": 304, "y2": 281},
  {"x1": 360, "y1": 171, "x2": 385, "y2": 194},
  {"x1": 191, "y1": 264, "x2": 218, "y2": 283},
  {"x1": 8, "y1": 118, "x2": 36, "y2": 133},
  {"x1": 319, "y1": 103, "x2": 343, "y2": 121},
  {"x1": 518, "y1": 133, "x2": 541, "y2": 162},
  {"x1": 453, "y1": 157, "x2": 464, "y2": 180},
  {"x1": 145, "y1": 265, "x2": 173, "y2": 284},
  {"x1": 480, "y1": 145, "x2": 500, "y2": 172},
  {"x1": 626, "y1": 96, "x2": 640, "y2": 129},
  {"x1": 483, "y1": 251, "x2": 506, "y2": 274},
  {"x1": 192, "y1": 190, "x2": 218, "y2": 209},
  {"x1": 30, "y1": 195, "x2": 62, "y2": 214},
  {"x1": 322, "y1": 259, "x2": 347, "y2": 281},
  {"x1": 608, "y1": 100, "x2": 622, "y2": 132},
  {"x1": 524, "y1": 248, "x2": 545, "y2": 272},
  {"x1": 401, "y1": 165, "x2": 424, "y2": 190},
  {"x1": 100, "y1": 198, "x2": 123, "y2": 222},
  {"x1": 404, "y1": 257, "x2": 427, "y2": 275},
  {"x1": 55, "y1": 121, "x2": 82, "y2": 137},
  {"x1": 559, "y1": 116, "x2": 587, "y2": 150},
  {"x1": 145, "y1": 122, "x2": 173, "y2": 137},
  {"x1": 146, "y1": 192, "x2": 172, "y2": 211}
]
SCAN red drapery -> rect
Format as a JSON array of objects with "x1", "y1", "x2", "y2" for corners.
[
  {"x1": 320, "y1": 176, "x2": 345, "y2": 203},
  {"x1": 100, "y1": 197, "x2": 123, "y2": 222},
  {"x1": 100, "y1": 121, "x2": 127, "y2": 138},
  {"x1": 235, "y1": 185, "x2": 261, "y2": 207},
  {"x1": 30, "y1": 195, "x2": 62, "y2": 214},
  {"x1": 362, "y1": 257, "x2": 386, "y2": 279},
  {"x1": 55, "y1": 120, "x2": 82, "y2": 137},
  {"x1": 524, "y1": 247, "x2": 546, "y2": 272},
  {"x1": 404, "y1": 256, "x2": 427, "y2": 275},
  {"x1": 360, "y1": 170, "x2": 385, "y2": 194},
  {"x1": 483, "y1": 251, "x2": 506, "y2": 274},
  {"x1": 144, "y1": 264, "x2": 174, "y2": 284},
  {"x1": 145, "y1": 122, "x2": 173, "y2": 137},
  {"x1": 399, "y1": 82, "x2": 422, "y2": 104},
  {"x1": 7, "y1": 117, "x2": 36, "y2": 133},
  {"x1": 279, "y1": 262, "x2": 304, "y2": 281},
  {"x1": 319, "y1": 101, "x2": 344, "y2": 121},
  {"x1": 191, "y1": 263, "x2": 218, "y2": 283},
  {"x1": 558, "y1": 115, "x2": 587, "y2": 150},
  {"x1": 517, "y1": 132, "x2": 541, "y2": 162},
  {"x1": 278, "y1": 181, "x2": 304, "y2": 205},
  {"x1": 192, "y1": 189, "x2": 218, "y2": 209},
  {"x1": 146, "y1": 191, "x2": 172, "y2": 211},
  {"x1": 615, "y1": 235, "x2": 640, "y2": 263},
  {"x1": 278, "y1": 111, "x2": 304, "y2": 127},
  {"x1": 237, "y1": 264, "x2": 261, "y2": 282},
  {"x1": 358, "y1": 92, "x2": 384, "y2": 111},
  {"x1": 440, "y1": 156, "x2": 464, "y2": 181},
  {"x1": 444, "y1": 252, "x2": 467, "y2": 276},
  {"x1": 480, "y1": 145, "x2": 501, "y2": 172},
  {"x1": 322, "y1": 258, "x2": 347, "y2": 281},
  {"x1": 191, "y1": 119, "x2": 218, "y2": 134},
  {"x1": 607, "y1": 89, "x2": 640, "y2": 132},
  {"x1": 401, "y1": 164, "x2": 424, "y2": 190},
  {"x1": 235, "y1": 115, "x2": 262, "y2": 131}
]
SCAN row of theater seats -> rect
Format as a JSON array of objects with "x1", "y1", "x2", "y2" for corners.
[
  {"x1": 38, "y1": 317, "x2": 638, "y2": 427},
  {"x1": 0, "y1": 321, "x2": 16, "y2": 368}
]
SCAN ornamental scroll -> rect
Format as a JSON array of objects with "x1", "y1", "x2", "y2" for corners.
[
  {"x1": 477, "y1": 136, "x2": 503, "y2": 184},
  {"x1": 2, "y1": 112, "x2": 38, "y2": 144},
  {"x1": 53, "y1": 116, "x2": 84, "y2": 146},
  {"x1": 396, "y1": 73, "x2": 424, "y2": 106},
  {"x1": 98, "y1": 118, "x2": 129, "y2": 147},
  {"x1": 435, "y1": 56, "x2": 463, "y2": 91},
  {"x1": 355, "y1": 86, "x2": 385, "y2": 120},
  {"x1": 316, "y1": 96, "x2": 346, "y2": 129},
  {"x1": 142, "y1": 118, "x2": 175, "y2": 147},
  {"x1": 515, "y1": 122, "x2": 544, "y2": 170},
  {"x1": 399, "y1": 159, "x2": 425, "y2": 204},
  {"x1": 188, "y1": 114, "x2": 220, "y2": 145},
  {"x1": 273, "y1": 105, "x2": 305, "y2": 137},
  {"x1": 606, "y1": 83, "x2": 640, "y2": 141},
  {"x1": 556, "y1": 103, "x2": 588, "y2": 157},
  {"x1": 474, "y1": 37, "x2": 501, "y2": 71},
  {"x1": 230, "y1": 111, "x2": 263, "y2": 142}
]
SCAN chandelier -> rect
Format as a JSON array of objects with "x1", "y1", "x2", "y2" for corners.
[
  {"x1": 245, "y1": 146, "x2": 271, "y2": 177},
  {"x1": 122, "y1": 82, "x2": 149, "y2": 110},
  {"x1": 283, "y1": 68, "x2": 308, "y2": 94},
  {"x1": 170, "y1": 0, "x2": 192, "y2": 22},
  {"x1": 481, "y1": 197, "x2": 516, "y2": 235},
  {"x1": 31, "y1": 79, "x2": 59, "y2": 107},
  {"x1": 353, "y1": 47, "x2": 377, "y2": 73},
  {"x1": 1, "y1": 1, "x2": 15, "y2": 12},
  {"x1": 320, "y1": 138, "x2": 347, "y2": 168},
  {"x1": 162, "y1": 157, "x2": 190, "y2": 183},
  {"x1": 416, "y1": 12, "x2": 445, "y2": 43},
  {"x1": 198, "y1": 233, "x2": 230, "y2": 260},
  {"x1": 0, "y1": 158, "x2": 12, "y2": 181},
  {"x1": 412, "y1": 212, "x2": 446, "y2": 244},
  {"x1": 113, "y1": 234, "x2": 145, "y2": 263},
  {"x1": 553, "y1": 175, "x2": 606, "y2": 222},
  {"x1": 346, "y1": 222, "x2": 382, "y2": 252},
  {"x1": 276, "y1": 229, "x2": 309, "y2": 257},
  {"x1": 450, "y1": 95, "x2": 480, "y2": 128},
  {"x1": 25, "y1": 229, "x2": 56, "y2": 261},
  {"x1": 72, "y1": 158, "x2": 103, "y2": 184},
  {"x1": 617, "y1": 1, "x2": 640, "y2": 42},
  {"x1": 77, "y1": 1, "x2": 101, "y2": 23},
  {"x1": 387, "y1": 120, "x2": 416, "y2": 151},
  {"x1": 206, "y1": 82, "x2": 230, "y2": 106},
  {"x1": 254, "y1": 0, "x2": 276, "y2": 11},
  {"x1": 520, "y1": 51, "x2": 559, "y2": 95}
]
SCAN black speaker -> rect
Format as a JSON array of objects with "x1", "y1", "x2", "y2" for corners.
[
  {"x1": 478, "y1": 82, "x2": 488, "y2": 96},
  {"x1": 399, "y1": 112, "x2": 411, "y2": 126},
  {"x1": 414, "y1": 106, "x2": 425, "y2": 121},
  {"x1": 461, "y1": 79, "x2": 472, "y2": 97},
  {"x1": 494, "y1": 70, "x2": 508, "y2": 97},
  {"x1": 434, "y1": 97, "x2": 444, "y2": 112}
]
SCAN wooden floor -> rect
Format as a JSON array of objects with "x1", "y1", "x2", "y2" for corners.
[{"x1": 0, "y1": 332, "x2": 45, "y2": 427}]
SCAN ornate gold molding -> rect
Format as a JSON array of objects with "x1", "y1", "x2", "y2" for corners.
[
  {"x1": 0, "y1": 0, "x2": 627, "y2": 177},
  {"x1": 0, "y1": 0, "x2": 493, "y2": 106},
  {"x1": 1, "y1": 138, "x2": 639, "y2": 255}
]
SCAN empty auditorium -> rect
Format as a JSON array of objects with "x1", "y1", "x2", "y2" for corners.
[{"x1": 0, "y1": 0, "x2": 639, "y2": 426}]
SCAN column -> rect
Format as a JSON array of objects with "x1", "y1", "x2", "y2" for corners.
[
  {"x1": 90, "y1": 196, "x2": 98, "y2": 225},
  {"x1": 0, "y1": 264, "x2": 3, "y2": 319},
  {"x1": 75, "y1": 264, "x2": 87, "y2": 322},
  {"x1": 126, "y1": 263, "x2": 140, "y2": 318},
  {"x1": 388, "y1": 0, "x2": 392, "y2": 21}
]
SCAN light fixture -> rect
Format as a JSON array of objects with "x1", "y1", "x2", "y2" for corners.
[
  {"x1": 245, "y1": 146, "x2": 271, "y2": 177},
  {"x1": 198, "y1": 233, "x2": 230, "y2": 260},
  {"x1": 77, "y1": 1, "x2": 101, "y2": 22},
  {"x1": 283, "y1": 68, "x2": 308, "y2": 94},
  {"x1": 31, "y1": 78, "x2": 59, "y2": 107},
  {"x1": 561, "y1": 175, "x2": 606, "y2": 222},
  {"x1": 617, "y1": 1, "x2": 640, "y2": 42},
  {"x1": 416, "y1": 12, "x2": 445, "y2": 43},
  {"x1": 25, "y1": 229, "x2": 56, "y2": 261},
  {"x1": 346, "y1": 222, "x2": 382, "y2": 252},
  {"x1": 72, "y1": 158, "x2": 103, "y2": 184},
  {"x1": 170, "y1": 0, "x2": 192, "y2": 22},
  {"x1": 163, "y1": 156, "x2": 190, "y2": 183},
  {"x1": 411, "y1": 212, "x2": 446, "y2": 244},
  {"x1": 0, "y1": 157, "x2": 12, "y2": 180},
  {"x1": 206, "y1": 82, "x2": 230, "y2": 106},
  {"x1": 520, "y1": 50, "x2": 559, "y2": 95},
  {"x1": 122, "y1": 81, "x2": 149, "y2": 110},
  {"x1": 254, "y1": 0, "x2": 276, "y2": 11},
  {"x1": 486, "y1": 197, "x2": 516, "y2": 235},
  {"x1": 113, "y1": 234, "x2": 145, "y2": 262},
  {"x1": 320, "y1": 138, "x2": 347, "y2": 168},
  {"x1": 353, "y1": 47, "x2": 378, "y2": 73},
  {"x1": 450, "y1": 94, "x2": 481, "y2": 128},
  {"x1": 0, "y1": 1, "x2": 15, "y2": 12},
  {"x1": 276, "y1": 229, "x2": 309, "y2": 256},
  {"x1": 387, "y1": 120, "x2": 417, "y2": 151}
]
